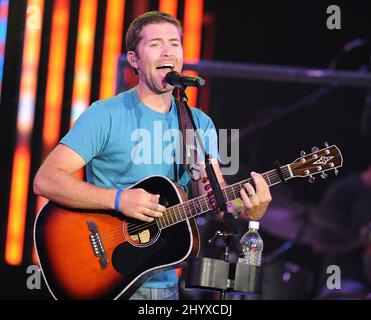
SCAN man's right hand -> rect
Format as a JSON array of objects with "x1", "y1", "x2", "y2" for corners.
[{"x1": 119, "y1": 188, "x2": 166, "y2": 222}]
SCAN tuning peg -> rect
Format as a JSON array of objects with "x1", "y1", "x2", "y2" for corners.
[
  {"x1": 320, "y1": 172, "x2": 328, "y2": 179},
  {"x1": 324, "y1": 142, "x2": 329, "y2": 147},
  {"x1": 309, "y1": 175, "x2": 316, "y2": 183},
  {"x1": 334, "y1": 168, "x2": 339, "y2": 176},
  {"x1": 311, "y1": 146, "x2": 319, "y2": 153},
  {"x1": 300, "y1": 150, "x2": 306, "y2": 157}
]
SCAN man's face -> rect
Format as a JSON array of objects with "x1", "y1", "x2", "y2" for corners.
[{"x1": 129, "y1": 22, "x2": 183, "y2": 94}]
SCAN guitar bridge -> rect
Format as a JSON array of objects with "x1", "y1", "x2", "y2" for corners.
[{"x1": 87, "y1": 221, "x2": 108, "y2": 269}]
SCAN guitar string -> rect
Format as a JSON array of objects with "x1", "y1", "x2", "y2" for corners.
[
  {"x1": 99, "y1": 169, "x2": 289, "y2": 241},
  {"x1": 99, "y1": 171, "x2": 287, "y2": 242},
  {"x1": 102, "y1": 167, "x2": 329, "y2": 242},
  {"x1": 103, "y1": 190, "x2": 213, "y2": 237},
  {"x1": 102, "y1": 170, "x2": 285, "y2": 239},
  {"x1": 100, "y1": 197, "x2": 212, "y2": 243},
  {"x1": 108, "y1": 156, "x2": 339, "y2": 240},
  {"x1": 92, "y1": 160, "x2": 336, "y2": 242},
  {"x1": 100, "y1": 165, "x2": 327, "y2": 243},
  {"x1": 96, "y1": 167, "x2": 299, "y2": 243}
]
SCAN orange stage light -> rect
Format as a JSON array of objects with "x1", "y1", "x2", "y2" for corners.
[
  {"x1": 70, "y1": 0, "x2": 98, "y2": 126},
  {"x1": 100, "y1": 0, "x2": 125, "y2": 99},
  {"x1": 183, "y1": 0, "x2": 204, "y2": 107},
  {"x1": 159, "y1": 0, "x2": 178, "y2": 16},
  {"x1": 33, "y1": 0, "x2": 71, "y2": 262},
  {"x1": 5, "y1": 0, "x2": 44, "y2": 266}
]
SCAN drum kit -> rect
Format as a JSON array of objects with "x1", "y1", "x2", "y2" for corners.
[{"x1": 258, "y1": 194, "x2": 371, "y2": 300}]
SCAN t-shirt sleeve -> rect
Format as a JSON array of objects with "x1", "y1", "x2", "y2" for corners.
[{"x1": 59, "y1": 102, "x2": 110, "y2": 163}]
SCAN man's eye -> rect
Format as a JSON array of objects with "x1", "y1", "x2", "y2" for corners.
[{"x1": 150, "y1": 43, "x2": 159, "y2": 47}]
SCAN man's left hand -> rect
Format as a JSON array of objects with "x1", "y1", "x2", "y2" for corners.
[{"x1": 239, "y1": 171, "x2": 272, "y2": 221}]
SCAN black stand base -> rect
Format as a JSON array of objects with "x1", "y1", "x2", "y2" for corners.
[{"x1": 185, "y1": 257, "x2": 262, "y2": 299}]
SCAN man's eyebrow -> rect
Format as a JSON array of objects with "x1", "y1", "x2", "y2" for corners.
[{"x1": 148, "y1": 38, "x2": 181, "y2": 42}]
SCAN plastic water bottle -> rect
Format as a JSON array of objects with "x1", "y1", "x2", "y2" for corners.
[{"x1": 238, "y1": 221, "x2": 264, "y2": 266}]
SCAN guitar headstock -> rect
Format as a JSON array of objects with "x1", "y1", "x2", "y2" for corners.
[{"x1": 289, "y1": 143, "x2": 343, "y2": 182}]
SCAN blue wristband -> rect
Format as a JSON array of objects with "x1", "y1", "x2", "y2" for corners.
[{"x1": 115, "y1": 189, "x2": 123, "y2": 212}]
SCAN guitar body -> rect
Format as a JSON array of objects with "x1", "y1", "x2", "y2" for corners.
[{"x1": 34, "y1": 175, "x2": 200, "y2": 300}]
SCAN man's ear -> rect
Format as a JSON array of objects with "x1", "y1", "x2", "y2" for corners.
[{"x1": 127, "y1": 51, "x2": 138, "y2": 68}]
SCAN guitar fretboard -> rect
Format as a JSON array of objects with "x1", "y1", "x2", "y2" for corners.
[{"x1": 156, "y1": 165, "x2": 292, "y2": 229}]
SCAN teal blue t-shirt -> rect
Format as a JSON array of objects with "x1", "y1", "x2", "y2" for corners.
[{"x1": 60, "y1": 87, "x2": 219, "y2": 288}]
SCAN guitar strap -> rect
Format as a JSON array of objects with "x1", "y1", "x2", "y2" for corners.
[{"x1": 174, "y1": 90, "x2": 201, "y2": 199}]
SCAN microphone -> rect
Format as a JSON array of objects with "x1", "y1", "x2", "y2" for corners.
[{"x1": 165, "y1": 71, "x2": 206, "y2": 88}]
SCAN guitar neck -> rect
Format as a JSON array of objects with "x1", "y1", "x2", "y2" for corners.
[{"x1": 157, "y1": 164, "x2": 292, "y2": 229}]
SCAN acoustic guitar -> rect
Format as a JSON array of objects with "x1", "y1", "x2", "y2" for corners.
[{"x1": 34, "y1": 144, "x2": 343, "y2": 299}]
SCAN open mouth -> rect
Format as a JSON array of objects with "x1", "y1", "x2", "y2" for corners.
[{"x1": 156, "y1": 63, "x2": 175, "y2": 71}]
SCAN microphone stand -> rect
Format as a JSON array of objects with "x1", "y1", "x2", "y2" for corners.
[{"x1": 173, "y1": 85, "x2": 243, "y2": 299}]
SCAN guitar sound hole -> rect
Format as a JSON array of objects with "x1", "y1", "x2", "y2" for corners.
[{"x1": 126, "y1": 221, "x2": 160, "y2": 246}]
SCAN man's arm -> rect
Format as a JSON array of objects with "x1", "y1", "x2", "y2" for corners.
[
  {"x1": 33, "y1": 144, "x2": 117, "y2": 210},
  {"x1": 33, "y1": 144, "x2": 165, "y2": 222},
  {"x1": 197, "y1": 159, "x2": 272, "y2": 221}
]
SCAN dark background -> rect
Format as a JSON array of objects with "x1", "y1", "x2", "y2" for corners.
[{"x1": 203, "y1": 1, "x2": 371, "y2": 205}]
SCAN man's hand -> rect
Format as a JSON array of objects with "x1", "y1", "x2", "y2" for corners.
[
  {"x1": 239, "y1": 171, "x2": 272, "y2": 221},
  {"x1": 119, "y1": 188, "x2": 166, "y2": 222}
]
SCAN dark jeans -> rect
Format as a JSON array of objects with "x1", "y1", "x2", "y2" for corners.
[{"x1": 129, "y1": 286, "x2": 179, "y2": 300}]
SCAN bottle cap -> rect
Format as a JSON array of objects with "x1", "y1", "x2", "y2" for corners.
[{"x1": 248, "y1": 220, "x2": 260, "y2": 230}]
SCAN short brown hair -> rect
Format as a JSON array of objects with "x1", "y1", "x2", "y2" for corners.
[{"x1": 125, "y1": 11, "x2": 183, "y2": 53}]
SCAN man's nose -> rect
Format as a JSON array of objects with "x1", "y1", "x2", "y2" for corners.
[{"x1": 161, "y1": 43, "x2": 173, "y2": 56}]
